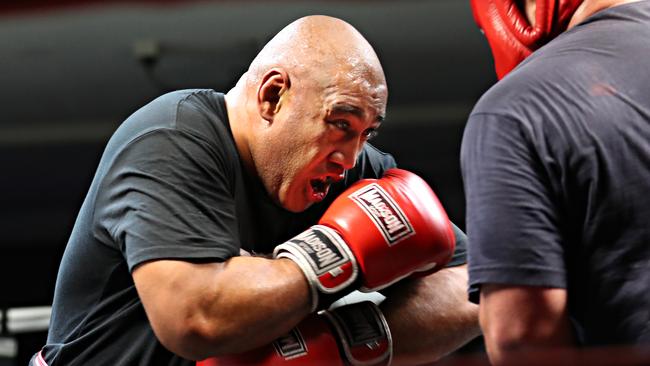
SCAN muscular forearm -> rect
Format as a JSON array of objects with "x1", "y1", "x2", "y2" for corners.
[
  {"x1": 134, "y1": 256, "x2": 311, "y2": 360},
  {"x1": 200, "y1": 256, "x2": 311, "y2": 354},
  {"x1": 380, "y1": 265, "x2": 481, "y2": 365}
]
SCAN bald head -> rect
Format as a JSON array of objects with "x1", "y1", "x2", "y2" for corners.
[
  {"x1": 225, "y1": 16, "x2": 389, "y2": 212},
  {"x1": 246, "y1": 15, "x2": 386, "y2": 89}
]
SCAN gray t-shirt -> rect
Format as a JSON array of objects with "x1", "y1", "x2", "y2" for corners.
[
  {"x1": 43, "y1": 89, "x2": 468, "y2": 365},
  {"x1": 462, "y1": 2, "x2": 650, "y2": 346}
]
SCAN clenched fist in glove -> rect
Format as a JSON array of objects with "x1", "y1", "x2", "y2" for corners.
[
  {"x1": 274, "y1": 168, "x2": 455, "y2": 311},
  {"x1": 197, "y1": 301, "x2": 391, "y2": 366}
]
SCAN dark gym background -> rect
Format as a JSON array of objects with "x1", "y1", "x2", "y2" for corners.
[{"x1": 0, "y1": 0, "x2": 496, "y2": 364}]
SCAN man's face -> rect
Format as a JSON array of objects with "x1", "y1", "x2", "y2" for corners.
[{"x1": 252, "y1": 69, "x2": 387, "y2": 212}]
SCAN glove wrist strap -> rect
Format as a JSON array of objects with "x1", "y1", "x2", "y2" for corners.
[
  {"x1": 323, "y1": 301, "x2": 393, "y2": 366},
  {"x1": 274, "y1": 225, "x2": 359, "y2": 312}
]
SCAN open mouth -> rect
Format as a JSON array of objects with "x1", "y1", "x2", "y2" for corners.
[{"x1": 309, "y1": 176, "x2": 338, "y2": 202}]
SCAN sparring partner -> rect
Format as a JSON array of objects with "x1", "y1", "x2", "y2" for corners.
[
  {"x1": 462, "y1": 0, "x2": 650, "y2": 364},
  {"x1": 33, "y1": 15, "x2": 480, "y2": 365}
]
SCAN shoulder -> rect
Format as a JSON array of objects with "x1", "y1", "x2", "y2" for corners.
[
  {"x1": 127, "y1": 89, "x2": 224, "y2": 129},
  {"x1": 121, "y1": 89, "x2": 231, "y2": 150},
  {"x1": 101, "y1": 90, "x2": 236, "y2": 181},
  {"x1": 467, "y1": 36, "x2": 584, "y2": 139},
  {"x1": 133, "y1": 89, "x2": 213, "y2": 119}
]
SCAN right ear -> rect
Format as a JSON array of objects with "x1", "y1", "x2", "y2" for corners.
[{"x1": 257, "y1": 68, "x2": 290, "y2": 122}]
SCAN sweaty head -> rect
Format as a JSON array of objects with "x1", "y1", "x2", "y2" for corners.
[
  {"x1": 470, "y1": 0, "x2": 583, "y2": 79},
  {"x1": 247, "y1": 16, "x2": 386, "y2": 90},
  {"x1": 243, "y1": 16, "x2": 388, "y2": 212}
]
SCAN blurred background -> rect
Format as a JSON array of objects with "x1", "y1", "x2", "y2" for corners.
[{"x1": 0, "y1": 0, "x2": 496, "y2": 364}]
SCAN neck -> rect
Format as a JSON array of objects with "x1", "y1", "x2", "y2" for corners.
[
  {"x1": 569, "y1": 0, "x2": 644, "y2": 29},
  {"x1": 224, "y1": 81, "x2": 256, "y2": 176}
]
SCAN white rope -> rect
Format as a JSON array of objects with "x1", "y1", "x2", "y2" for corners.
[{"x1": 6, "y1": 306, "x2": 51, "y2": 334}]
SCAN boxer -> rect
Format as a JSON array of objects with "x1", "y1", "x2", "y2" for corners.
[{"x1": 33, "y1": 15, "x2": 479, "y2": 365}]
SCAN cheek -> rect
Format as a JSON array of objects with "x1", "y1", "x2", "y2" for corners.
[
  {"x1": 283, "y1": 123, "x2": 326, "y2": 158},
  {"x1": 268, "y1": 111, "x2": 332, "y2": 177}
]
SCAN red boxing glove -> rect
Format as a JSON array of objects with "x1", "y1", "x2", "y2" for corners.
[
  {"x1": 197, "y1": 301, "x2": 391, "y2": 366},
  {"x1": 469, "y1": 0, "x2": 583, "y2": 79},
  {"x1": 274, "y1": 168, "x2": 455, "y2": 311}
]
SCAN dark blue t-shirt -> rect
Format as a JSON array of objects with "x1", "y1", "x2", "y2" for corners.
[
  {"x1": 461, "y1": 2, "x2": 650, "y2": 346},
  {"x1": 43, "y1": 89, "x2": 468, "y2": 365}
]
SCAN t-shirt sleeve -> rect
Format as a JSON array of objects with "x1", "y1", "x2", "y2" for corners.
[
  {"x1": 96, "y1": 128, "x2": 240, "y2": 272},
  {"x1": 447, "y1": 223, "x2": 468, "y2": 267},
  {"x1": 461, "y1": 113, "x2": 567, "y2": 304}
]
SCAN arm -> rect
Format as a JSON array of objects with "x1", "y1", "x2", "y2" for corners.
[
  {"x1": 101, "y1": 130, "x2": 312, "y2": 360},
  {"x1": 380, "y1": 264, "x2": 481, "y2": 365},
  {"x1": 133, "y1": 256, "x2": 311, "y2": 361},
  {"x1": 461, "y1": 113, "x2": 573, "y2": 364},
  {"x1": 198, "y1": 301, "x2": 392, "y2": 366},
  {"x1": 191, "y1": 169, "x2": 459, "y2": 365},
  {"x1": 479, "y1": 284, "x2": 575, "y2": 366}
]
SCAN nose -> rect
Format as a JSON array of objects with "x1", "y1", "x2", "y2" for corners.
[{"x1": 329, "y1": 138, "x2": 362, "y2": 171}]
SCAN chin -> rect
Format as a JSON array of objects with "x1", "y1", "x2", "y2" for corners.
[
  {"x1": 279, "y1": 195, "x2": 312, "y2": 213},
  {"x1": 282, "y1": 201, "x2": 311, "y2": 213},
  {"x1": 277, "y1": 186, "x2": 310, "y2": 213}
]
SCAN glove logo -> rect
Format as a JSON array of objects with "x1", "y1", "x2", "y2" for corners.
[
  {"x1": 349, "y1": 183, "x2": 415, "y2": 245},
  {"x1": 272, "y1": 328, "x2": 308, "y2": 360},
  {"x1": 289, "y1": 226, "x2": 351, "y2": 276}
]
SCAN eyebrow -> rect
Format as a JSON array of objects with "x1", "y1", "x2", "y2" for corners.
[{"x1": 330, "y1": 104, "x2": 385, "y2": 123}]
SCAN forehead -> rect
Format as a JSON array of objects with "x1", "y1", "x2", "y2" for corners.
[{"x1": 320, "y1": 72, "x2": 387, "y2": 121}]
